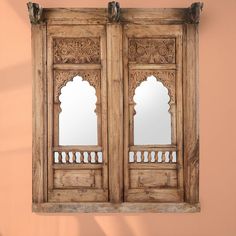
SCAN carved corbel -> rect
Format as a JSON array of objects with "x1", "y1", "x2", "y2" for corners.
[
  {"x1": 27, "y1": 2, "x2": 43, "y2": 24},
  {"x1": 188, "y1": 2, "x2": 204, "y2": 24},
  {"x1": 108, "y1": 1, "x2": 120, "y2": 23}
]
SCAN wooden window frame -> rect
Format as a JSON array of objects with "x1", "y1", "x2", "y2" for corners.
[{"x1": 29, "y1": 1, "x2": 203, "y2": 213}]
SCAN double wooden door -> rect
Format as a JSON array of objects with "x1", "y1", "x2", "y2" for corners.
[{"x1": 47, "y1": 23, "x2": 184, "y2": 203}]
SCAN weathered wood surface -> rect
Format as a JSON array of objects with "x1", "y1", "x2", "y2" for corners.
[
  {"x1": 31, "y1": 5, "x2": 200, "y2": 212},
  {"x1": 54, "y1": 169, "x2": 102, "y2": 188},
  {"x1": 130, "y1": 169, "x2": 177, "y2": 188},
  {"x1": 32, "y1": 23, "x2": 47, "y2": 203},
  {"x1": 33, "y1": 202, "x2": 200, "y2": 213},
  {"x1": 183, "y1": 23, "x2": 200, "y2": 204},
  {"x1": 107, "y1": 24, "x2": 124, "y2": 203},
  {"x1": 48, "y1": 189, "x2": 108, "y2": 202}
]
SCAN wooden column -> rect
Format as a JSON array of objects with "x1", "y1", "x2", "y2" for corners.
[
  {"x1": 107, "y1": 24, "x2": 123, "y2": 203},
  {"x1": 32, "y1": 23, "x2": 47, "y2": 203},
  {"x1": 183, "y1": 23, "x2": 199, "y2": 204}
]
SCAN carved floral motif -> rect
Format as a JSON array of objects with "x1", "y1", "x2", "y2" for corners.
[
  {"x1": 129, "y1": 38, "x2": 175, "y2": 64},
  {"x1": 53, "y1": 38, "x2": 100, "y2": 64},
  {"x1": 54, "y1": 70, "x2": 100, "y2": 103},
  {"x1": 129, "y1": 70, "x2": 176, "y2": 104}
]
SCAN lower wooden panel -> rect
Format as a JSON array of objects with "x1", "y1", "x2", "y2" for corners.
[
  {"x1": 33, "y1": 202, "x2": 200, "y2": 213},
  {"x1": 54, "y1": 169, "x2": 102, "y2": 188},
  {"x1": 48, "y1": 189, "x2": 108, "y2": 202},
  {"x1": 130, "y1": 169, "x2": 177, "y2": 188},
  {"x1": 126, "y1": 189, "x2": 181, "y2": 202}
]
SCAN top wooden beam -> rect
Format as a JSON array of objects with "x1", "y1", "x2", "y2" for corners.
[{"x1": 27, "y1": 2, "x2": 203, "y2": 25}]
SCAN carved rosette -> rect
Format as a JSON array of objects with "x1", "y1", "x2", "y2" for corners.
[
  {"x1": 129, "y1": 39, "x2": 175, "y2": 64},
  {"x1": 53, "y1": 38, "x2": 100, "y2": 64},
  {"x1": 129, "y1": 70, "x2": 176, "y2": 105},
  {"x1": 54, "y1": 70, "x2": 100, "y2": 104}
]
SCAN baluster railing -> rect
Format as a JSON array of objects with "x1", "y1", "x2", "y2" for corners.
[
  {"x1": 53, "y1": 147, "x2": 103, "y2": 164},
  {"x1": 128, "y1": 146, "x2": 177, "y2": 164}
]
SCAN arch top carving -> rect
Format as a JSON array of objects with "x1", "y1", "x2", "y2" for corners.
[
  {"x1": 54, "y1": 70, "x2": 100, "y2": 103},
  {"x1": 129, "y1": 70, "x2": 176, "y2": 105}
]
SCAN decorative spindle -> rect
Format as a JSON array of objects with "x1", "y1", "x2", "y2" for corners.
[
  {"x1": 161, "y1": 151, "x2": 166, "y2": 163},
  {"x1": 141, "y1": 151, "x2": 144, "y2": 163},
  {"x1": 58, "y1": 152, "x2": 62, "y2": 163},
  {"x1": 80, "y1": 152, "x2": 84, "y2": 163},
  {"x1": 88, "y1": 152, "x2": 91, "y2": 163},
  {"x1": 147, "y1": 152, "x2": 151, "y2": 163},
  {"x1": 65, "y1": 152, "x2": 69, "y2": 163},
  {"x1": 169, "y1": 151, "x2": 173, "y2": 163},
  {"x1": 72, "y1": 152, "x2": 76, "y2": 163},
  {"x1": 94, "y1": 152, "x2": 98, "y2": 163}
]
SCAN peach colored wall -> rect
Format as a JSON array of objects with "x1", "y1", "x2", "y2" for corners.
[{"x1": 0, "y1": 0, "x2": 236, "y2": 235}]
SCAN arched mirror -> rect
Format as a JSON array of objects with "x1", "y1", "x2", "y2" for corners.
[
  {"x1": 133, "y1": 76, "x2": 171, "y2": 145},
  {"x1": 59, "y1": 76, "x2": 98, "y2": 145}
]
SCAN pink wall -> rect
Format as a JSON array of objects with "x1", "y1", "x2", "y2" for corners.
[{"x1": 0, "y1": 0, "x2": 236, "y2": 235}]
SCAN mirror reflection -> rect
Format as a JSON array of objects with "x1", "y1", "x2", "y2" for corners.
[
  {"x1": 59, "y1": 76, "x2": 97, "y2": 145},
  {"x1": 134, "y1": 76, "x2": 171, "y2": 145}
]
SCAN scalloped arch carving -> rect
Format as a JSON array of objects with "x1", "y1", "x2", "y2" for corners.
[
  {"x1": 54, "y1": 70, "x2": 100, "y2": 103},
  {"x1": 129, "y1": 70, "x2": 176, "y2": 104}
]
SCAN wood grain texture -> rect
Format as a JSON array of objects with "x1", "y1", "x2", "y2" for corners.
[
  {"x1": 183, "y1": 23, "x2": 199, "y2": 204},
  {"x1": 130, "y1": 169, "x2": 177, "y2": 188},
  {"x1": 48, "y1": 189, "x2": 108, "y2": 202},
  {"x1": 126, "y1": 189, "x2": 182, "y2": 202},
  {"x1": 54, "y1": 169, "x2": 102, "y2": 188},
  {"x1": 31, "y1": 7, "x2": 200, "y2": 212},
  {"x1": 33, "y1": 202, "x2": 200, "y2": 213},
  {"x1": 107, "y1": 24, "x2": 123, "y2": 203},
  {"x1": 32, "y1": 23, "x2": 47, "y2": 203},
  {"x1": 43, "y1": 8, "x2": 190, "y2": 25}
]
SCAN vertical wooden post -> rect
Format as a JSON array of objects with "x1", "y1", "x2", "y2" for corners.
[
  {"x1": 183, "y1": 23, "x2": 199, "y2": 204},
  {"x1": 32, "y1": 23, "x2": 47, "y2": 203},
  {"x1": 107, "y1": 24, "x2": 123, "y2": 203}
]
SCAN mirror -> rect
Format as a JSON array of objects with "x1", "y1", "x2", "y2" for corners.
[
  {"x1": 59, "y1": 76, "x2": 98, "y2": 145},
  {"x1": 133, "y1": 76, "x2": 171, "y2": 145}
]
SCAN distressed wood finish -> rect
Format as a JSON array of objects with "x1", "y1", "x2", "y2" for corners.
[
  {"x1": 107, "y1": 24, "x2": 123, "y2": 203},
  {"x1": 32, "y1": 23, "x2": 47, "y2": 203},
  {"x1": 46, "y1": 24, "x2": 108, "y2": 202},
  {"x1": 123, "y1": 24, "x2": 184, "y2": 203},
  {"x1": 30, "y1": 3, "x2": 201, "y2": 212},
  {"x1": 183, "y1": 23, "x2": 199, "y2": 204},
  {"x1": 33, "y1": 202, "x2": 200, "y2": 213}
]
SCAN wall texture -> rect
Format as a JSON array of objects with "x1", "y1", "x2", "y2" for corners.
[{"x1": 0, "y1": 0, "x2": 236, "y2": 235}]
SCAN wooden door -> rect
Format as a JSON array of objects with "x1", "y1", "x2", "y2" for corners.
[
  {"x1": 46, "y1": 25, "x2": 108, "y2": 202},
  {"x1": 123, "y1": 24, "x2": 184, "y2": 202}
]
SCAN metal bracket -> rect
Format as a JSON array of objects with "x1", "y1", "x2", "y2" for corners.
[
  {"x1": 27, "y1": 2, "x2": 43, "y2": 24},
  {"x1": 188, "y1": 2, "x2": 204, "y2": 24},
  {"x1": 108, "y1": 1, "x2": 120, "y2": 23}
]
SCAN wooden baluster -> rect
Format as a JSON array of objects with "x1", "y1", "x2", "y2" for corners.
[
  {"x1": 95, "y1": 152, "x2": 98, "y2": 163},
  {"x1": 80, "y1": 152, "x2": 84, "y2": 163},
  {"x1": 141, "y1": 151, "x2": 144, "y2": 163},
  {"x1": 161, "y1": 151, "x2": 166, "y2": 163},
  {"x1": 65, "y1": 152, "x2": 69, "y2": 163},
  {"x1": 72, "y1": 152, "x2": 76, "y2": 163},
  {"x1": 58, "y1": 152, "x2": 62, "y2": 163},
  {"x1": 169, "y1": 151, "x2": 173, "y2": 163},
  {"x1": 155, "y1": 151, "x2": 158, "y2": 162},
  {"x1": 147, "y1": 151, "x2": 151, "y2": 163},
  {"x1": 132, "y1": 151, "x2": 136, "y2": 163},
  {"x1": 88, "y1": 152, "x2": 91, "y2": 163}
]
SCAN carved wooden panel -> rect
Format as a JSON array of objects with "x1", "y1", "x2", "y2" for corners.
[
  {"x1": 53, "y1": 38, "x2": 100, "y2": 64},
  {"x1": 128, "y1": 70, "x2": 176, "y2": 104},
  {"x1": 54, "y1": 70, "x2": 100, "y2": 103},
  {"x1": 128, "y1": 38, "x2": 175, "y2": 64}
]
